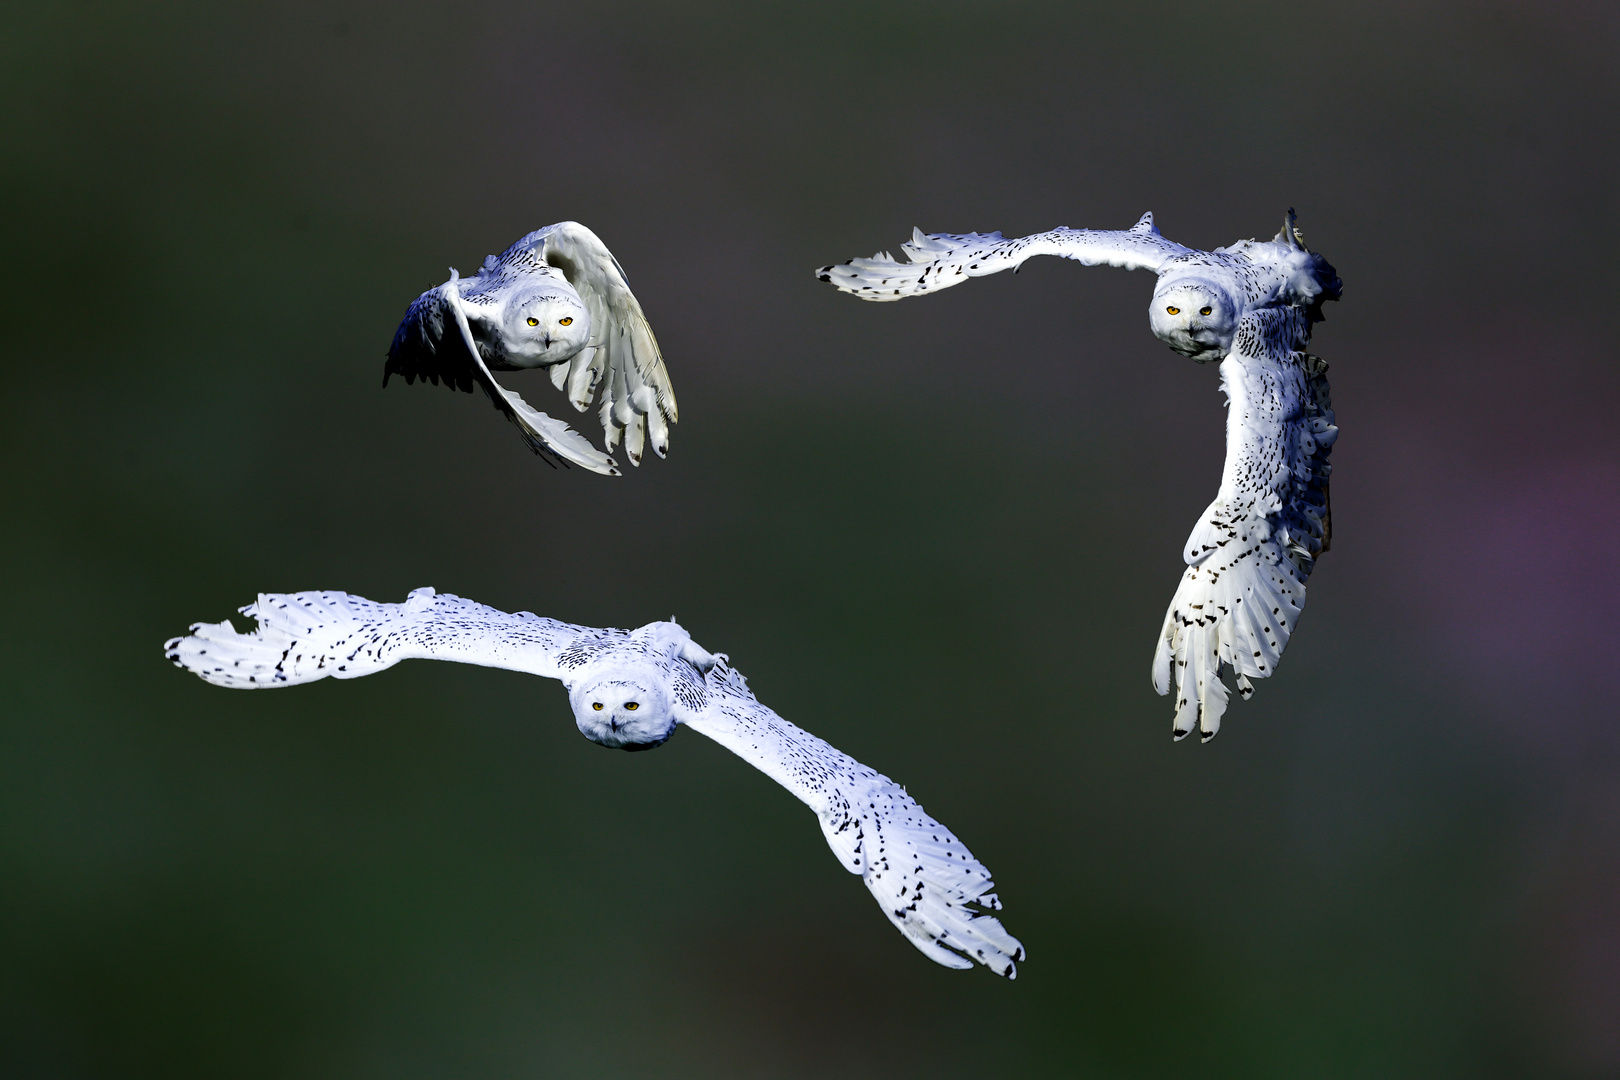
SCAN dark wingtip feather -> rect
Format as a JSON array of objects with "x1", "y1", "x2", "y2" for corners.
[{"x1": 385, "y1": 286, "x2": 478, "y2": 396}]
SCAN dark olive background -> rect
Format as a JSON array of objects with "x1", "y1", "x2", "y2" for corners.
[{"x1": 3, "y1": 2, "x2": 1617, "y2": 1076}]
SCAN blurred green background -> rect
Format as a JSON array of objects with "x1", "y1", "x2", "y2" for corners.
[{"x1": 3, "y1": 2, "x2": 1617, "y2": 1076}]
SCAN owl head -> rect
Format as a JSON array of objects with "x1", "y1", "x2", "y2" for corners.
[
  {"x1": 568, "y1": 671, "x2": 675, "y2": 751},
  {"x1": 1148, "y1": 278, "x2": 1238, "y2": 364},
  {"x1": 499, "y1": 284, "x2": 592, "y2": 369}
]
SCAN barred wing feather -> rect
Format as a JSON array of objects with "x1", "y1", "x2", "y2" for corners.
[
  {"x1": 163, "y1": 587, "x2": 589, "y2": 688},
  {"x1": 385, "y1": 288, "x2": 475, "y2": 393}
]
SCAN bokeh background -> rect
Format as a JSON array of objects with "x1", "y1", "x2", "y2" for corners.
[{"x1": 3, "y1": 2, "x2": 1617, "y2": 1076}]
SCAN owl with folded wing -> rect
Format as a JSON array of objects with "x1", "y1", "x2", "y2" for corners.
[{"x1": 386, "y1": 222, "x2": 677, "y2": 476}]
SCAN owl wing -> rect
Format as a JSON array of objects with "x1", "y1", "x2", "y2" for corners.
[
  {"x1": 384, "y1": 283, "x2": 478, "y2": 393},
  {"x1": 385, "y1": 275, "x2": 622, "y2": 475},
  {"x1": 680, "y1": 663, "x2": 1025, "y2": 977},
  {"x1": 514, "y1": 222, "x2": 678, "y2": 466},
  {"x1": 163, "y1": 586, "x2": 600, "y2": 688},
  {"x1": 1151, "y1": 309, "x2": 1337, "y2": 741},
  {"x1": 815, "y1": 212, "x2": 1192, "y2": 301},
  {"x1": 166, "y1": 592, "x2": 1023, "y2": 976}
]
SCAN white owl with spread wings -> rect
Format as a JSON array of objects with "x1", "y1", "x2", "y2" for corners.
[
  {"x1": 386, "y1": 222, "x2": 678, "y2": 475},
  {"x1": 819, "y1": 211, "x2": 1341, "y2": 742},
  {"x1": 164, "y1": 588, "x2": 1024, "y2": 977}
]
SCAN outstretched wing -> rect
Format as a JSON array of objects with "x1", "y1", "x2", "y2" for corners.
[
  {"x1": 816, "y1": 212, "x2": 1192, "y2": 302},
  {"x1": 518, "y1": 222, "x2": 678, "y2": 466},
  {"x1": 164, "y1": 586, "x2": 597, "y2": 688},
  {"x1": 681, "y1": 663, "x2": 1025, "y2": 977},
  {"x1": 1152, "y1": 309, "x2": 1337, "y2": 741},
  {"x1": 384, "y1": 276, "x2": 622, "y2": 475}
]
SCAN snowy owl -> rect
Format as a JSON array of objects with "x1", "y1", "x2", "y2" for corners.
[
  {"x1": 385, "y1": 222, "x2": 677, "y2": 475},
  {"x1": 163, "y1": 587, "x2": 1025, "y2": 976},
  {"x1": 817, "y1": 211, "x2": 1341, "y2": 742}
]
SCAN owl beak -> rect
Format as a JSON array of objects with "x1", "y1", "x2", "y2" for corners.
[{"x1": 543, "y1": 333, "x2": 553, "y2": 348}]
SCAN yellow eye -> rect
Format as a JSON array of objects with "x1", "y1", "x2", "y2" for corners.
[
  {"x1": 559, "y1": 317, "x2": 573, "y2": 326},
  {"x1": 1166, "y1": 306, "x2": 1180, "y2": 315},
  {"x1": 625, "y1": 702, "x2": 639, "y2": 711},
  {"x1": 526, "y1": 317, "x2": 538, "y2": 326},
  {"x1": 592, "y1": 702, "x2": 603, "y2": 711},
  {"x1": 1200, "y1": 306, "x2": 1212, "y2": 316}
]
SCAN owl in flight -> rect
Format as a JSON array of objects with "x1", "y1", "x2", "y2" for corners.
[
  {"x1": 164, "y1": 587, "x2": 1024, "y2": 977},
  {"x1": 385, "y1": 222, "x2": 678, "y2": 476},
  {"x1": 818, "y1": 211, "x2": 1341, "y2": 742}
]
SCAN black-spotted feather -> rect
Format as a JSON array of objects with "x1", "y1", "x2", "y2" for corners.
[{"x1": 686, "y1": 669, "x2": 1023, "y2": 976}]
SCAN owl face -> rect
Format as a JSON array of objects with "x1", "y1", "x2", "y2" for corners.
[
  {"x1": 1148, "y1": 279, "x2": 1238, "y2": 363},
  {"x1": 499, "y1": 286, "x2": 592, "y2": 368},
  {"x1": 569, "y1": 673, "x2": 675, "y2": 751}
]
